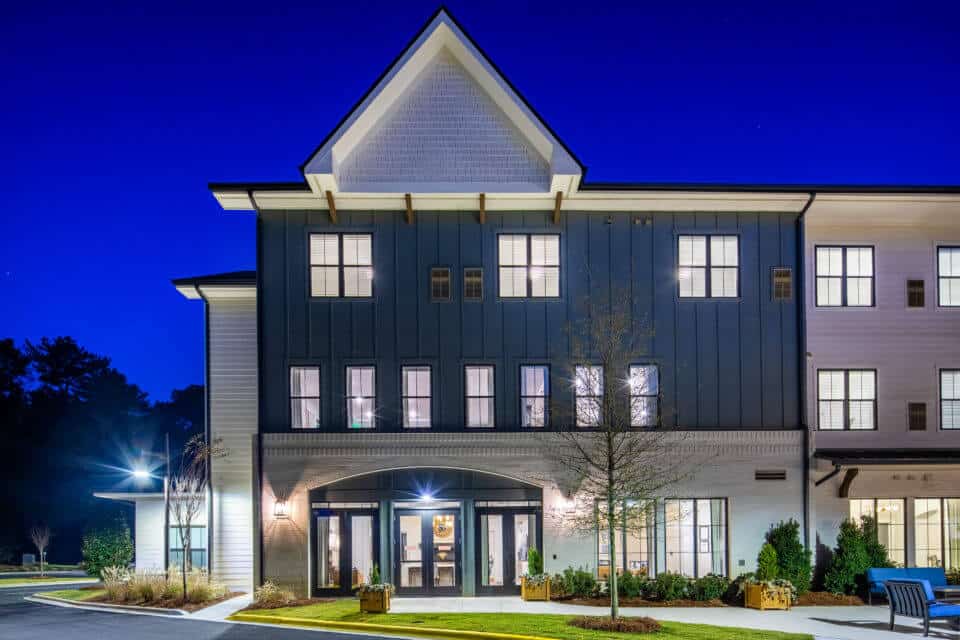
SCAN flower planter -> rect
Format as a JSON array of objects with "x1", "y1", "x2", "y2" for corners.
[
  {"x1": 744, "y1": 583, "x2": 791, "y2": 610},
  {"x1": 359, "y1": 590, "x2": 391, "y2": 613},
  {"x1": 521, "y1": 576, "x2": 551, "y2": 601}
]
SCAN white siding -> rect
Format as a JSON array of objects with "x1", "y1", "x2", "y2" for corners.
[
  {"x1": 208, "y1": 298, "x2": 258, "y2": 592},
  {"x1": 134, "y1": 499, "x2": 165, "y2": 572}
]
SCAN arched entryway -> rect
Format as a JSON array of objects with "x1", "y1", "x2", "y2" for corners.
[{"x1": 308, "y1": 468, "x2": 542, "y2": 597}]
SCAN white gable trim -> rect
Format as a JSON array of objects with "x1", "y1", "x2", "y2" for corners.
[{"x1": 302, "y1": 10, "x2": 581, "y2": 196}]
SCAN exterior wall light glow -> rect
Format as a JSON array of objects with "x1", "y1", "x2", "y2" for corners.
[
  {"x1": 274, "y1": 499, "x2": 289, "y2": 519},
  {"x1": 131, "y1": 469, "x2": 151, "y2": 480},
  {"x1": 419, "y1": 492, "x2": 434, "y2": 502}
]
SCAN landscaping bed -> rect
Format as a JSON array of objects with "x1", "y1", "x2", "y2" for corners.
[
  {"x1": 241, "y1": 597, "x2": 334, "y2": 611},
  {"x1": 41, "y1": 587, "x2": 244, "y2": 613},
  {"x1": 794, "y1": 592, "x2": 865, "y2": 606},
  {"x1": 235, "y1": 598, "x2": 813, "y2": 640},
  {"x1": 557, "y1": 596, "x2": 726, "y2": 608}
]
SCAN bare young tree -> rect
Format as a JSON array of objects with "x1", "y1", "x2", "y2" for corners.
[
  {"x1": 29, "y1": 525, "x2": 52, "y2": 576},
  {"x1": 541, "y1": 292, "x2": 707, "y2": 620},
  {"x1": 169, "y1": 434, "x2": 225, "y2": 597}
]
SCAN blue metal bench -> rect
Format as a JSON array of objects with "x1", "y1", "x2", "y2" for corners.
[
  {"x1": 883, "y1": 578, "x2": 960, "y2": 637},
  {"x1": 867, "y1": 567, "x2": 947, "y2": 605}
]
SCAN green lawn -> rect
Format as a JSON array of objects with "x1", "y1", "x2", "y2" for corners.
[
  {"x1": 1, "y1": 577, "x2": 98, "y2": 588},
  {"x1": 0, "y1": 564, "x2": 80, "y2": 572},
  {"x1": 40, "y1": 588, "x2": 105, "y2": 601},
  {"x1": 234, "y1": 599, "x2": 812, "y2": 640}
]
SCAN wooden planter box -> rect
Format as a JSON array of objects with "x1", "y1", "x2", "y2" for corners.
[
  {"x1": 521, "y1": 577, "x2": 551, "y2": 601},
  {"x1": 744, "y1": 583, "x2": 791, "y2": 610},
  {"x1": 359, "y1": 590, "x2": 391, "y2": 613}
]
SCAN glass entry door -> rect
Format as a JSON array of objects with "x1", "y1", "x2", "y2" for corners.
[
  {"x1": 394, "y1": 509, "x2": 461, "y2": 595},
  {"x1": 314, "y1": 509, "x2": 378, "y2": 595},
  {"x1": 476, "y1": 509, "x2": 541, "y2": 594}
]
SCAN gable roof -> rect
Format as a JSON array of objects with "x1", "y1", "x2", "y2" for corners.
[{"x1": 300, "y1": 7, "x2": 582, "y2": 196}]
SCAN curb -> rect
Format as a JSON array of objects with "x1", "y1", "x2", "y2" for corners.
[
  {"x1": 29, "y1": 593, "x2": 188, "y2": 616},
  {"x1": 230, "y1": 612, "x2": 557, "y2": 640}
]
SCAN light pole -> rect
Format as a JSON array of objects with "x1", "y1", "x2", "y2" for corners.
[{"x1": 130, "y1": 433, "x2": 171, "y2": 571}]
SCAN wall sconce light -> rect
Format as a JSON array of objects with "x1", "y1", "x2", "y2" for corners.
[{"x1": 274, "y1": 498, "x2": 289, "y2": 519}]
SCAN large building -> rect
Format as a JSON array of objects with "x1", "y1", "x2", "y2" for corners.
[{"x1": 114, "y1": 9, "x2": 959, "y2": 597}]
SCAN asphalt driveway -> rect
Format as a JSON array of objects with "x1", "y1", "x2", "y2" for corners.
[{"x1": 0, "y1": 584, "x2": 388, "y2": 640}]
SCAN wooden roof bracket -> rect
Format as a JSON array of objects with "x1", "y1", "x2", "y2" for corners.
[
  {"x1": 324, "y1": 190, "x2": 338, "y2": 224},
  {"x1": 838, "y1": 468, "x2": 860, "y2": 498},
  {"x1": 405, "y1": 193, "x2": 414, "y2": 224},
  {"x1": 553, "y1": 191, "x2": 563, "y2": 225}
]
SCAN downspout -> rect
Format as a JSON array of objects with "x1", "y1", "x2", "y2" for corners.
[
  {"x1": 797, "y1": 192, "x2": 816, "y2": 550},
  {"x1": 254, "y1": 198, "x2": 265, "y2": 588},
  {"x1": 197, "y1": 284, "x2": 214, "y2": 577}
]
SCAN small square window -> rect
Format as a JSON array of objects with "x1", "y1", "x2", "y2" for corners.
[
  {"x1": 908, "y1": 402, "x2": 927, "y2": 431},
  {"x1": 464, "y1": 268, "x2": 483, "y2": 301},
  {"x1": 430, "y1": 268, "x2": 451, "y2": 302},
  {"x1": 772, "y1": 268, "x2": 793, "y2": 301},
  {"x1": 907, "y1": 280, "x2": 925, "y2": 308}
]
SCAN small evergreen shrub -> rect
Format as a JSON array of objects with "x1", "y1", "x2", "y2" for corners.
[
  {"x1": 369, "y1": 564, "x2": 381, "y2": 585},
  {"x1": 560, "y1": 566, "x2": 597, "y2": 597},
  {"x1": 617, "y1": 571, "x2": 644, "y2": 598},
  {"x1": 527, "y1": 547, "x2": 544, "y2": 575},
  {"x1": 860, "y1": 516, "x2": 894, "y2": 570},
  {"x1": 691, "y1": 574, "x2": 730, "y2": 601},
  {"x1": 756, "y1": 543, "x2": 779, "y2": 581},
  {"x1": 765, "y1": 519, "x2": 813, "y2": 595},
  {"x1": 824, "y1": 518, "x2": 870, "y2": 595},
  {"x1": 652, "y1": 571, "x2": 689, "y2": 601}
]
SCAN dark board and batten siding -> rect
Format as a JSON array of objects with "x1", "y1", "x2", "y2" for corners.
[{"x1": 259, "y1": 210, "x2": 801, "y2": 433}]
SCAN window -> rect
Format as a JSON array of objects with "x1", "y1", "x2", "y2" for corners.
[
  {"x1": 574, "y1": 365, "x2": 603, "y2": 427},
  {"x1": 169, "y1": 526, "x2": 206, "y2": 571},
  {"x1": 520, "y1": 365, "x2": 549, "y2": 428},
  {"x1": 598, "y1": 503, "x2": 655, "y2": 578},
  {"x1": 772, "y1": 267, "x2": 793, "y2": 301},
  {"x1": 909, "y1": 402, "x2": 927, "y2": 431},
  {"x1": 310, "y1": 233, "x2": 372, "y2": 297},
  {"x1": 817, "y1": 370, "x2": 876, "y2": 430},
  {"x1": 464, "y1": 268, "x2": 483, "y2": 301},
  {"x1": 290, "y1": 367, "x2": 320, "y2": 429},
  {"x1": 629, "y1": 365, "x2": 659, "y2": 427},
  {"x1": 849, "y1": 499, "x2": 905, "y2": 566},
  {"x1": 913, "y1": 498, "x2": 960, "y2": 569},
  {"x1": 465, "y1": 366, "x2": 494, "y2": 428},
  {"x1": 939, "y1": 247, "x2": 960, "y2": 306},
  {"x1": 430, "y1": 268, "x2": 450, "y2": 302},
  {"x1": 664, "y1": 499, "x2": 728, "y2": 578},
  {"x1": 907, "y1": 279, "x2": 925, "y2": 308},
  {"x1": 402, "y1": 366, "x2": 431, "y2": 429},
  {"x1": 346, "y1": 366, "x2": 375, "y2": 429},
  {"x1": 815, "y1": 246, "x2": 873, "y2": 306},
  {"x1": 941, "y1": 370, "x2": 960, "y2": 430},
  {"x1": 678, "y1": 235, "x2": 738, "y2": 298},
  {"x1": 498, "y1": 234, "x2": 559, "y2": 298}
]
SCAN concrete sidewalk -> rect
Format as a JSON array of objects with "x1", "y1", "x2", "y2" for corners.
[
  {"x1": 389, "y1": 597, "x2": 959, "y2": 640},
  {"x1": 190, "y1": 593, "x2": 253, "y2": 620}
]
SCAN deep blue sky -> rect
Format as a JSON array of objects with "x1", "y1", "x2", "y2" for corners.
[{"x1": 3, "y1": 0, "x2": 958, "y2": 400}]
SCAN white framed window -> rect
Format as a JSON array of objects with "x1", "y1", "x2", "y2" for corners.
[
  {"x1": 678, "y1": 235, "x2": 738, "y2": 298},
  {"x1": 815, "y1": 246, "x2": 874, "y2": 307},
  {"x1": 401, "y1": 366, "x2": 431, "y2": 429},
  {"x1": 629, "y1": 364, "x2": 659, "y2": 427},
  {"x1": 290, "y1": 366, "x2": 320, "y2": 429},
  {"x1": 941, "y1": 370, "x2": 960, "y2": 430},
  {"x1": 520, "y1": 365, "x2": 549, "y2": 428},
  {"x1": 498, "y1": 234, "x2": 559, "y2": 298},
  {"x1": 310, "y1": 233, "x2": 372, "y2": 298},
  {"x1": 465, "y1": 366, "x2": 494, "y2": 428},
  {"x1": 575, "y1": 365, "x2": 603, "y2": 427},
  {"x1": 938, "y1": 247, "x2": 960, "y2": 307},
  {"x1": 663, "y1": 498, "x2": 728, "y2": 578},
  {"x1": 817, "y1": 369, "x2": 876, "y2": 430},
  {"x1": 346, "y1": 366, "x2": 375, "y2": 429},
  {"x1": 849, "y1": 499, "x2": 906, "y2": 566}
]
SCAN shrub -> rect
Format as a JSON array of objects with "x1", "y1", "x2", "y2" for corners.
[
  {"x1": 81, "y1": 520, "x2": 133, "y2": 579},
  {"x1": 726, "y1": 572, "x2": 754, "y2": 605},
  {"x1": 765, "y1": 519, "x2": 812, "y2": 595},
  {"x1": 527, "y1": 547, "x2": 544, "y2": 576},
  {"x1": 160, "y1": 578, "x2": 182, "y2": 601},
  {"x1": 549, "y1": 573, "x2": 568, "y2": 599},
  {"x1": 101, "y1": 565, "x2": 132, "y2": 601},
  {"x1": 560, "y1": 566, "x2": 597, "y2": 598},
  {"x1": 691, "y1": 574, "x2": 730, "y2": 601},
  {"x1": 860, "y1": 516, "x2": 894, "y2": 570},
  {"x1": 756, "y1": 543, "x2": 779, "y2": 581},
  {"x1": 824, "y1": 518, "x2": 870, "y2": 595},
  {"x1": 652, "y1": 571, "x2": 689, "y2": 601},
  {"x1": 130, "y1": 572, "x2": 165, "y2": 602},
  {"x1": 947, "y1": 568, "x2": 960, "y2": 586},
  {"x1": 369, "y1": 563, "x2": 381, "y2": 585},
  {"x1": 617, "y1": 571, "x2": 645, "y2": 598},
  {"x1": 254, "y1": 580, "x2": 295, "y2": 607}
]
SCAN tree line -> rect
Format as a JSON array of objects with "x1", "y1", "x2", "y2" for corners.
[{"x1": 0, "y1": 336, "x2": 202, "y2": 564}]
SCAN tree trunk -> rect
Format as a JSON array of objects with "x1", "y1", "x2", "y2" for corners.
[
  {"x1": 182, "y1": 530, "x2": 189, "y2": 599},
  {"x1": 608, "y1": 496, "x2": 619, "y2": 620},
  {"x1": 40, "y1": 551, "x2": 45, "y2": 578}
]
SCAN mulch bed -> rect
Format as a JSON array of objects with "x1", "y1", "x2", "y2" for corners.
[
  {"x1": 568, "y1": 616, "x2": 662, "y2": 634},
  {"x1": 557, "y1": 597, "x2": 727, "y2": 608},
  {"x1": 242, "y1": 597, "x2": 335, "y2": 611},
  {"x1": 86, "y1": 591, "x2": 245, "y2": 613},
  {"x1": 795, "y1": 591, "x2": 865, "y2": 606}
]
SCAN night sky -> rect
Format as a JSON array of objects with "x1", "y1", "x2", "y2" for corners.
[{"x1": 3, "y1": 0, "x2": 958, "y2": 400}]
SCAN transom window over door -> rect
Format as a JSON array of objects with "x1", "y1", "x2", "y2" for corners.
[
  {"x1": 465, "y1": 366, "x2": 494, "y2": 428},
  {"x1": 815, "y1": 246, "x2": 874, "y2": 306},
  {"x1": 939, "y1": 247, "x2": 960, "y2": 306},
  {"x1": 575, "y1": 365, "x2": 603, "y2": 427},
  {"x1": 677, "y1": 235, "x2": 738, "y2": 298},
  {"x1": 402, "y1": 366, "x2": 431, "y2": 429},
  {"x1": 290, "y1": 366, "x2": 320, "y2": 429},
  {"x1": 346, "y1": 366, "x2": 375, "y2": 429},
  {"x1": 498, "y1": 235, "x2": 559, "y2": 298},
  {"x1": 818, "y1": 369, "x2": 876, "y2": 430},
  {"x1": 310, "y1": 233, "x2": 373, "y2": 298}
]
